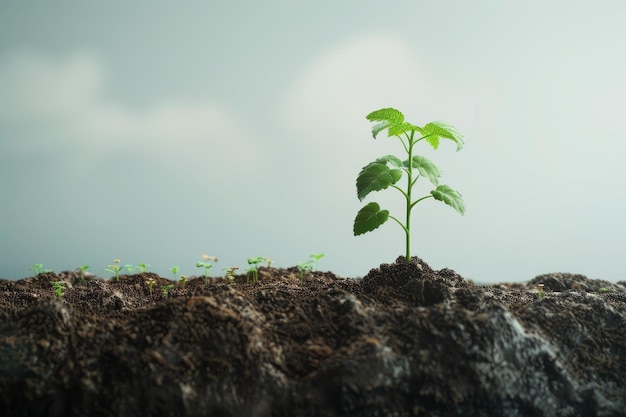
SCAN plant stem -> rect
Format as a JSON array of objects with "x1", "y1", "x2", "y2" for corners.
[{"x1": 405, "y1": 131, "x2": 415, "y2": 262}]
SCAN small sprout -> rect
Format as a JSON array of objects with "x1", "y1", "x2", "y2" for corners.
[
  {"x1": 309, "y1": 253, "x2": 326, "y2": 271},
  {"x1": 51, "y1": 281, "x2": 65, "y2": 299},
  {"x1": 263, "y1": 257, "x2": 274, "y2": 268},
  {"x1": 537, "y1": 283, "x2": 544, "y2": 300},
  {"x1": 297, "y1": 261, "x2": 314, "y2": 281},
  {"x1": 76, "y1": 265, "x2": 90, "y2": 283},
  {"x1": 599, "y1": 287, "x2": 613, "y2": 293},
  {"x1": 136, "y1": 263, "x2": 150, "y2": 273},
  {"x1": 246, "y1": 256, "x2": 264, "y2": 284},
  {"x1": 170, "y1": 266, "x2": 180, "y2": 280},
  {"x1": 179, "y1": 275, "x2": 188, "y2": 288},
  {"x1": 146, "y1": 277, "x2": 156, "y2": 295},
  {"x1": 29, "y1": 264, "x2": 51, "y2": 276},
  {"x1": 161, "y1": 284, "x2": 174, "y2": 298},
  {"x1": 196, "y1": 260, "x2": 215, "y2": 285},
  {"x1": 223, "y1": 266, "x2": 239, "y2": 283},
  {"x1": 104, "y1": 259, "x2": 134, "y2": 281}
]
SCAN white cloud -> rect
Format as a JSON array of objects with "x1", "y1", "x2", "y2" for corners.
[{"x1": 0, "y1": 50, "x2": 265, "y2": 171}]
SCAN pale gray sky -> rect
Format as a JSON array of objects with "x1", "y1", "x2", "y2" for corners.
[{"x1": 1, "y1": 1, "x2": 625, "y2": 282}]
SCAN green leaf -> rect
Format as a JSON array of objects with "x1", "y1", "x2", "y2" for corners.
[
  {"x1": 387, "y1": 122, "x2": 422, "y2": 137},
  {"x1": 403, "y1": 155, "x2": 441, "y2": 186},
  {"x1": 376, "y1": 155, "x2": 403, "y2": 167},
  {"x1": 356, "y1": 160, "x2": 403, "y2": 201},
  {"x1": 420, "y1": 122, "x2": 464, "y2": 151},
  {"x1": 366, "y1": 108, "x2": 404, "y2": 139},
  {"x1": 353, "y1": 202, "x2": 389, "y2": 236},
  {"x1": 431, "y1": 185, "x2": 465, "y2": 215},
  {"x1": 366, "y1": 108, "x2": 404, "y2": 124}
]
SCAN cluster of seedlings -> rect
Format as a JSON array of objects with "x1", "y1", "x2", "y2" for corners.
[{"x1": 29, "y1": 253, "x2": 327, "y2": 300}]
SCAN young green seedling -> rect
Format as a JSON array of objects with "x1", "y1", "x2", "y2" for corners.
[
  {"x1": 264, "y1": 257, "x2": 274, "y2": 268},
  {"x1": 309, "y1": 253, "x2": 326, "y2": 271},
  {"x1": 170, "y1": 266, "x2": 180, "y2": 280},
  {"x1": 136, "y1": 263, "x2": 150, "y2": 273},
  {"x1": 76, "y1": 265, "x2": 90, "y2": 283},
  {"x1": 161, "y1": 284, "x2": 174, "y2": 298},
  {"x1": 353, "y1": 108, "x2": 465, "y2": 262},
  {"x1": 29, "y1": 264, "x2": 52, "y2": 276},
  {"x1": 223, "y1": 266, "x2": 239, "y2": 283},
  {"x1": 146, "y1": 277, "x2": 156, "y2": 295},
  {"x1": 196, "y1": 261, "x2": 215, "y2": 285},
  {"x1": 179, "y1": 275, "x2": 188, "y2": 288},
  {"x1": 246, "y1": 256, "x2": 264, "y2": 284},
  {"x1": 104, "y1": 259, "x2": 134, "y2": 281},
  {"x1": 297, "y1": 261, "x2": 314, "y2": 281},
  {"x1": 51, "y1": 281, "x2": 65, "y2": 299}
]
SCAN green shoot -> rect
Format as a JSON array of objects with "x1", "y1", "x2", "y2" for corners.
[
  {"x1": 104, "y1": 259, "x2": 134, "y2": 281},
  {"x1": 263, "y1": 257, "x2": 274, "y2": 268},
  {"x1": 297, "y1": 261, "x2": 314, "y2": 281},
  {"x1": 354, "y1": 108, "x2": 465, "y2": 262},
  {"x1": 537, "y1": 284, "x2": 544, "y2": 300},
  {"x1": 179, "y1": 275, "x2": 188, "y2": 288},
  {"x1": 136, "y1": 263, "x2": 150, "y2": 273},
  {"x1": 51, "y1": 281, "x2": 65, "y2": 299},
  {"x1": 170, "y1": 266, "x2": 180, "y2": 280},
  {"x1": 146, "y1": 277, "x2": 156, "y2": 295},
  {"x1": 223, "y1": 266, "x2": 239, "y2": 283},
  {"x1": 161, "y1": 284, "x2": 174, "y2": 298},
  {"x1": 309, "y1": 253, "x2": 326, "y2": 271},
  {"x1": 29, "y1": 264, "x2": 51, "y2": 276},
  {"x1": 246, "y1": 256, "x2": 264, "y2": 284},
  {"x1": 76, "y1": 265, "x2": 90, "y2": 283},
  {"x1": 196, "y1": 261, "x2": 215, "y2": 285}
]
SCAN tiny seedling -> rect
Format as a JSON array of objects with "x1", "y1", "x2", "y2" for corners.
[
  {"x1": 161, "y1": 284, "x2": 174, "y2": 298},
  {"x1": 136, "y1": 263, "x2": 150, "y2": 273},
  {"x1": 196, "y1": 261, "x2": 215, "y2": 285},
  {"x1": 29, "y1": 264, "x2": 52, "y2": 276},
  {"x1": 263, "y1": 257, "x2": 274, "y2": 268},
  {"x1": 309, "y1": 253, "x2": 326, "y2": 271},
  {"x1": 76, "y1": 265, "x2": 90, "y2": 283},
  {"x1": 537, "y1": 283, "x2": 545, "y2": 300},
  {"x1": 179, "y1": 275, "x2": 188, "y2": 288},
  {"x1": 146, "y1": 277, "x2": 156, "y2": 295},
  {"x1": 354, "y1": 108, "x2": 465, "y2": 262},
  {"x1": 51, "y1": 281, "x2": 65, "y2": 299},
  {"x1": 246, "y1": 256, "x2": 264, "y2": 284},
  {"x1": 297, "y1": 261, "x2": 314, "y2": 281},
  {"x1": 170, "y1": 266, "x2": 180, "y2": 280},
  {"x1": 104, "y1": 259, "x2": 134, "y2": 281},
  {"x1": 223, "y1": 266, "x2": 239, "y2": 283}
]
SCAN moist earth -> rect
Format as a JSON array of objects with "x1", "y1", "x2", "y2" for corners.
[{"x1": 0, "y1": 256, "x2": 625, "y2": 417}]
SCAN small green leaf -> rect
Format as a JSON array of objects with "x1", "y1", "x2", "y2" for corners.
[
  {"x1": 366, "y1": 108, "x2": 404, "y2": 124},
  {"x1": 421, "y1": 122, "x2": 464, "y2": 151},
  {"x1": 366, "y1": 108, "x2": 404, "y2": 139},
  {"x1": 356, "y1": 161, "x2": 403, "y2": 201},
  {"x1": 387, "y1": 122, "x2": 421, "y2": 137},
  {"x1": 404, "y1": 155, "x2": 441, "y2": 186},
  {"x1": 431, "y1": 185, "x2": 465, "y2": 215},
  {"x1": 354, "y1": 202, "x2": 389, "y2": 235}
]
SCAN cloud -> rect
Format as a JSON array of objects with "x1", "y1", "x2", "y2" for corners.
[{"x1": 0, "y1": 50, "x2": 265, "y2": 173}]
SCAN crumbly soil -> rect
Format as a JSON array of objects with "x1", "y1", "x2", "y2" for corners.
[{"x1": 1, "y1": 256, "x2": 625, "y2": 417}]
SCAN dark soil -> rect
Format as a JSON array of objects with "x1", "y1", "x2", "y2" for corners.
[{"x1": 1, "y1": 256, "x2": 625, "y2": 417}]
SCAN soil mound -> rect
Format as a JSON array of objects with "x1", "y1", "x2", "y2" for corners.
[{"x1": 1, "y1": 256, "x2": 625, "y2": 416}]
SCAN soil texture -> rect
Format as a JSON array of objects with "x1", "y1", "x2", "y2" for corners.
[{"x1": 1, "y1": 256, "x2": 625, "y2": 417}]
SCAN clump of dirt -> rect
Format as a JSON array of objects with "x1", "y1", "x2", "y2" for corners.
[{"x1": 0, "y1": 256, "x2": 625, "y2": 417}]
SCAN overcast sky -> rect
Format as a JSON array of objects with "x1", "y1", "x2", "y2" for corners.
[{"x1": 1, "y1": 1, "x2": 625, "y2": 283}]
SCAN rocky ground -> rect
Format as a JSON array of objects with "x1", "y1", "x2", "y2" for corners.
[{"x1": 0, "y1": 256, "x2": 625, "y2": 417}]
